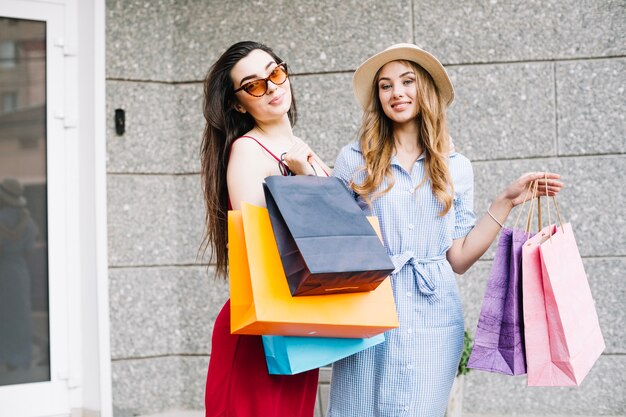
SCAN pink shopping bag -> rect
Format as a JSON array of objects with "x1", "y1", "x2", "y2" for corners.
[{"x1": 522, "y1": 223, "x2": 605, "y2": 386}]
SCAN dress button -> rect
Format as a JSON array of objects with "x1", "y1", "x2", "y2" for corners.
[
  {"x1": 407, "y1": 328, "x2": 413, "y2": 334},
  {"x1": 406, "y1": 292, "x2": 412, "y2": 297},
  {"x1": 404, "y1": 406, "x2": 410, "y2": 411},
  {"x1": 407, "y1": 364, "x2": 413, "y2": 370},
  {"x1": 408, "y1": 223, "x2": 414, "y2": 230}
]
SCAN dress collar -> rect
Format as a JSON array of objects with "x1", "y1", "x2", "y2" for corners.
[{"x1": 348, "y1": 140, "x2": 457, "y2": 160}]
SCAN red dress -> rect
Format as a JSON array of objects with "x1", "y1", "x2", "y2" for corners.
[
  {"x1": 205, "y1": 136, "x2": 320, "y2": 417},
  {"x1": 205, "y1": 300, "x2": 319, "y2": 417}
]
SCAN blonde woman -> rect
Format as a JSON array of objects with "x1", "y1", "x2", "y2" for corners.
[{"x1": 327, "y1": 44, "x2": 563, "y2": 416}]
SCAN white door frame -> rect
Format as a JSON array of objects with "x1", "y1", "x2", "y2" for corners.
[{"x1": 0, "y1": 1, "x2": 111, "y2": 416}]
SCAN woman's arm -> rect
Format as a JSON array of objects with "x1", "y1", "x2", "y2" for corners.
[
  {"x1": 446, "y1": 171, "x2": 563, "y2": 274},
  {"x1": 227, "y1": 137, "x2": 331, "y2": 210},
  {"x1": 226, "y1": 139, "x2": 272, "y2": 209}
]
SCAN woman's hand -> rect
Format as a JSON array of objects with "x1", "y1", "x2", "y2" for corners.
[
  {"x1": 448, "y1": 171, "x2": 564, "y2": 274},
  {"x1": 500, "y1": 171, "x2": 564, "y2": 207},
  {"x1": 282, "y1": 138, "x2": 316, "y2": 176}
]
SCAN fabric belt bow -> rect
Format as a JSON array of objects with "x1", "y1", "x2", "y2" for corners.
[{"x1": 390, "y1": 251, "x2": 445, "y2": 303}]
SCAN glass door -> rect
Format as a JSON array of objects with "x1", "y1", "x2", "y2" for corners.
[
  {"x1": 0, "y1": 15, "x2": 50, "y2": 388},
  {"x1": 0, "y1": 1, "x2": 70, "y2": 416}
]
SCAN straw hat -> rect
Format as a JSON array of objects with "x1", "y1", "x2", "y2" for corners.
[
  {"x1": 352, "y1": 43, "x2": 454, "y2": 109},
  {"x1": 0, "y1": 178, "x2": 27, "y2": 207}
]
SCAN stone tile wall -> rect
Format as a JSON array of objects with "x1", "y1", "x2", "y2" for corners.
[{"x1": 106, "y1": 0, "x2": 625, "y2": 415}]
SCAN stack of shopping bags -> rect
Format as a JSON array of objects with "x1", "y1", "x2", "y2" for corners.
[
  {"x1": 468, "y1": 181, "x2": 605, "y2": 386},
  {"x1": 228, "y1": 175, "x2": 398, "y2": 375}
]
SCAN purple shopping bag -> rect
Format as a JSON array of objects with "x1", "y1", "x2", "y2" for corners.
[{"x1": 468, "y1": 228, "x2": 529, "y2": 375}]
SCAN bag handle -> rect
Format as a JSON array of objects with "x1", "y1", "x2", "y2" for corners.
[
  {"x1": 537, "y1": 193, "x2": 543, "y2": 231},
  {"x1": 513, "y1": 180, "x2": 534, "y2": 229},
  {"x1": 512, "y1": 174, "x2": 565, "y2": 238},
  {"x1": 540, "y1": 173, "x2": 565, "y2": 242},
  {"x1": 525, "y1": 180, "x2": 540, "y2": 239},
  {"x1": 553, "y1": 195, "x2": 564, "y2": 229},
  {"x1": 544, "y1": 174, "x2": 551, "y2": 240}
]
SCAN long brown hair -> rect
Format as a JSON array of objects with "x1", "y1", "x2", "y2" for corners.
[
  {"x1": 200, "y1": 41, "x2": 297, "y2": 279},
  {"x1": 352, "y1": 60, "x2": 453, "y2": 215}
]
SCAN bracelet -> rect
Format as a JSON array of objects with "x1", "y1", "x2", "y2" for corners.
[{"x1": 487, "y1": 208, "x2": 504, "y2": 228}]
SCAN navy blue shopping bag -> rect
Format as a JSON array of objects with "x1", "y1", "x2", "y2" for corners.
[{"x1": 263, "y1": 175, "x2": 394, "y2": 296}]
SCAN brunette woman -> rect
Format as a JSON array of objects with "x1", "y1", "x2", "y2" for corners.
[{"x1": 200, "y1": 41, "x2": 329, "y2": 417}]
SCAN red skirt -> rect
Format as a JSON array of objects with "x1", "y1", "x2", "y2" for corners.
[{"x1": 205, "y1": 300, "x2": 319, "y2": 417}]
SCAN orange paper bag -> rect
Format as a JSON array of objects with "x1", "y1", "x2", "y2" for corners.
[{"x1": 229, "y1": 203, "x2": 399, "y2": 338}]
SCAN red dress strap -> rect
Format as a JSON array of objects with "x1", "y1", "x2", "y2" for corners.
[
  {"x1": 227, "y1": 135, "x2": 288, "y2": 210},
  {"x1": 319, "y1": 165, "x2": 330, "y2": 177},
  {"x1": 231, "y1": 135, "x2": 283, "y2": 162},
  {"x1": 229, "y1": 135, "x2": 327, "y2": 175}
]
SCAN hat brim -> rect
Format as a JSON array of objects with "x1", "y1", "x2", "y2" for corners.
[{"x1": 352, "y1": 43, "x2": 454, "y2": 110}]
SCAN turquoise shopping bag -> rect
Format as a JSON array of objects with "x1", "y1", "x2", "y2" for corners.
[{"x1": 262, "y1": 334, "x2": 385, "y2": 375}]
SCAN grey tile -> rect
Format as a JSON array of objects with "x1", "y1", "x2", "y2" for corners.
[
  {"x1": 316, "y1": 367, "x2": 332, "y2": 417},
  {"x1": 107, "y1": 174, "x2": 207, "y2": 266},
  {"x1": 472, "y1": 155, "x2": 626, "y2": 258},
  {"x1": 457, "y1": 260, "x2": 491, "y2": 333},
  {"x1": 463, "y1": 355, "x2": 626, "y2": 415},
  {"x1": 106, "y1": 81, "x2": 204, "y2": 174},
  {"x1": 106, "y1": 0, "x2": 177, "y2": 80},
  {"x1": 547, "y1": 156, "x2": 626, "y2": 258},
  {"x1": 291, "y1": 73, "x2": 362, "y2": 166},
  {"x1": 106, "y1": 75, "x2": 355, "y2": 176},
  {"x1": 584, "y1": 258, "x2": 626, "y2": 354},
  {"x1": 413, "y1": 0, "x2": 626, "y2": 64},
  {"x1": 180, "y1": 356, "x2": 212, "y2": 410},
  {"x1": 447, "y1": 63, "x2": 556, "y2": 161},
  {"x1": 174, "y1": 0, "x2": 413, "y2": 80},
  {"x1": 557, "y1": 58, "x2": 626, "y2": 156},
  {"x1": 177, "y1": 83, "x2": 206, "y2": 170},
  {"x1": 314, "y1": 392, "x2": 322, "y2": 417},
  {"x1": 112, "y1": 356, "x2": 208, "y2": 416},
  {"x1": 109, "y1": 266, "x2": 228, "y2": 359},
  {"x1": 318, "y1": 366, "x2": 332, "y2": 383},
  {"x1": 462, "y1": 415, "x2": 618, "y2": 417},
  {"x1": 445, "y1": 375, "x2": 464, "y2": 417},
  {"x1": 318, "y1": 382, "x2": 330, "y2": 417},
  {"x1": 108, "y1": 0, "x2": 412, "y2": 81}
]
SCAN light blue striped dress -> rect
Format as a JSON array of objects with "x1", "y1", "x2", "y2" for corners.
[{"x1": 327, "y1": 141, "x2": 476, "y2": 417}]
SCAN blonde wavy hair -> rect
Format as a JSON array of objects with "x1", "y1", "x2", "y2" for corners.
[{"x1": 351, "y1": 60, "x2": 454, "y2": 215}]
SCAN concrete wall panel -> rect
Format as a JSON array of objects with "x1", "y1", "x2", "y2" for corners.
[
  {"x1": 413, "y1": 0, "x2": 626, "y2": 64},
  {"x1": 557, "y1": 58, "x2": 626, "y2": 156},
  {"x1": 106, "y1": 82, "x2": 204, "y2": 174},
  {"x1": 448, "y1": 63, "x2": 556, "y2": 161},
  {"x1": 107, "y1": 174, "x2": 205, "y2": 266},
  {"x1": 109, "y1": 266, "x2": 228, "y2": 359}
]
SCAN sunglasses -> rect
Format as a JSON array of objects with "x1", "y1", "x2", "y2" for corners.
[{"x1": 234, "y1": 63, "x2": 289, "y2": 97}]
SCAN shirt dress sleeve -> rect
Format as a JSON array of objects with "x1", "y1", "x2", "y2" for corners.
[
  {"x1": 331, "y1": 143, "x2": 360, "y2": 201},
  {"x1": 451, "y1": 155, "x2": 476, "y2": 240}
]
